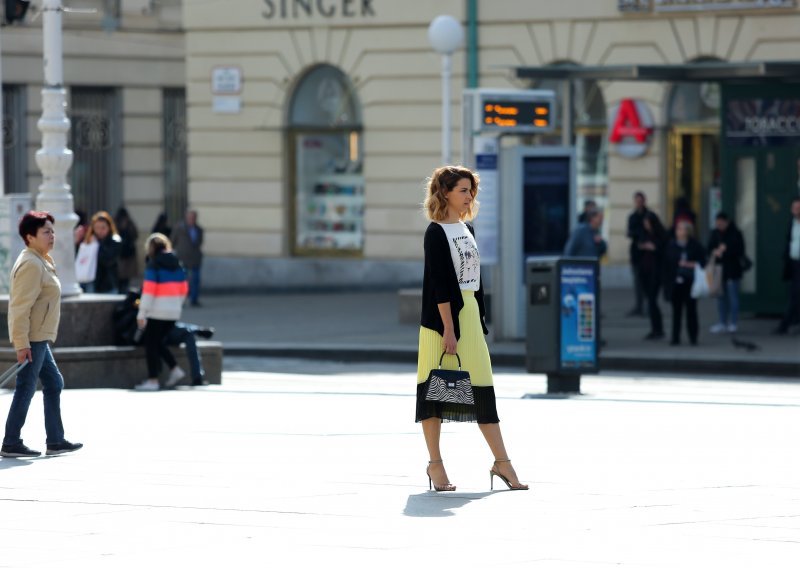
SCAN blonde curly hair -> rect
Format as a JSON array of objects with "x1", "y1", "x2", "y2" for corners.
[{"x1": 422, "y1": 165, "x2": 480, "y2": 222}]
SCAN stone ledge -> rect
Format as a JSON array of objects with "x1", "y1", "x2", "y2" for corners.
[{"x1": 0, "y1": 341, "x2": 223, "y2": 389}]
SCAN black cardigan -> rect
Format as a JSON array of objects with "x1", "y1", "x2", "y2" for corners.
[{"x1": 420, "y1": 222, "x2": 488, "y2": 340}]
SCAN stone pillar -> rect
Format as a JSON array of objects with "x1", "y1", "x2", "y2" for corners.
[{"x1": 34, "y1": 0, "x2": 81, "y2": 296}]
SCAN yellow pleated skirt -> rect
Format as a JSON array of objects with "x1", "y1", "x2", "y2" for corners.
[{"x1": 416, "y1": 290, "x2": 498, "y2": 423}]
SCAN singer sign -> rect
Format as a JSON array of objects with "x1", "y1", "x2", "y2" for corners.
[{"x1": 608, "y1": 99, "x2": 655, "y2": 158}]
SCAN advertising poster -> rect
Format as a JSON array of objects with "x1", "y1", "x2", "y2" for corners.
[{"x1": 559, "y1": 262, "x2": 597, "y2": 369}]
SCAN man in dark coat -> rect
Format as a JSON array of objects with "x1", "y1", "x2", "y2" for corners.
[
  {"x1": 775, "y1": 197, "x2": 800, "y2": 334},
  {"x1": 626, "y1": 191, "x2": 649, "y2": 316},
  {"x1": 707, "y1": 212, "x2": 746, "y2": 334},
  {"x1": 171, "y1": 209, "x2": 204, "y2": 307}
]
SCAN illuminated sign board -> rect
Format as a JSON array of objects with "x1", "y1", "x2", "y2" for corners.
[{"x1": 471, "y1": 89, "x2": 556, "y2": 134}]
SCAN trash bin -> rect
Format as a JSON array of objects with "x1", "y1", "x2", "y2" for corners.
[{"x1": 526, "y1": 256, "x2": 600, "y2": 393}]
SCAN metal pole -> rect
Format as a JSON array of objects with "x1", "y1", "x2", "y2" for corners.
[
  {"x1": 35, "y1": 0, "x2": 80, "y2": 296},
  {"x1": 442, "y1": 53, "x2": 452, "y2": 165}
]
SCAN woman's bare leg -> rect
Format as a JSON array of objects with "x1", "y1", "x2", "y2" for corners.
[
  {"x1": 479, "y1": 423, "x2": 527, "y2": 488},
  {"x1": 421, "y1": 417, "x2": 453, "y2": 488}
]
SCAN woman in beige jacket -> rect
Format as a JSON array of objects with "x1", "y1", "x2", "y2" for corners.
[{"x1": 1, "y1": 211, "x2": 83, "y2": 458}]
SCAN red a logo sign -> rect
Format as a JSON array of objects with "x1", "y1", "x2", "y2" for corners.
[{"x1": 609, "y1": 99, "x2": 653, "y2": 144}]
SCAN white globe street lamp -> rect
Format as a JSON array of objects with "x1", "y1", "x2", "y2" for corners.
[
  {"x1": 35, "y1": 0, "x2": 81, "y2": 296},
  {"x1": 428, "y1": 15, "x2": 464, "y2": 166}
]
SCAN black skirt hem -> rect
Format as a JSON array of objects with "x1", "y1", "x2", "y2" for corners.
[{"x1": 415, "y1": 382, "x2": 499, "y2": 424}]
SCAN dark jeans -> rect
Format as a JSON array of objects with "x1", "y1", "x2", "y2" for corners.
[
  {"x1": 187, "y1": 267, "x2": 201, "y2": 305},
  {"x1": 144, "y1": 319, "x2": 177, "y2": 378},
  {"x1": 3, "y1": 341, "x2": 65, "y2": 446},
  {"x1": 671, "y1": 281, "x2": 698, "y2": 343},
  {"x1": 631, "y1": 263, "x2": 644, "y2": 312},
  {"x1": 166, "y1": 323, "x2": 205, "y2": 381},
  {"x1": 779, "y1": 260, "x2": 800, "y2": 331},
  {"x1": 639, "y1": 267, "x2": 663, "y2": 334}
]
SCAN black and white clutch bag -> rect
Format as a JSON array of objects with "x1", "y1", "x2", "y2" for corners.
[{"x1": 424, "y1": 352, "x2": 475, "y2": 405}]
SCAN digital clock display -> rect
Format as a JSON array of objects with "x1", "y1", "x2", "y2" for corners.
[{"x1": 482, "y1": 100, "x2": 552, "y2": 131}]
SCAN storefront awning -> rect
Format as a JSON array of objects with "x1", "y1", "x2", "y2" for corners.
[{"x1": 515, "y1": 60, "x2": 800, "y2": 82}]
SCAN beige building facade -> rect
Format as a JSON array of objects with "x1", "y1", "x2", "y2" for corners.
[
  {"x1": 1, "y1": 0, "x2": 184, "y2": 245},
  {"x1": 183, "y1": 0, "x2": 800, "y2": 289},
  {"x1": 4, "y1": 0, "x2": 800, "y2": 290}
]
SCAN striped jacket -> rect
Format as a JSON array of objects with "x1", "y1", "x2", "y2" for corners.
[{"x1": 137, "y1": 251, "x2": 188, "y2": 322}]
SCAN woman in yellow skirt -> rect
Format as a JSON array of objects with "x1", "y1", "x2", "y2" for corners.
[{"x1": 417, "y1": 165, "x2": 528, "y2": 492}]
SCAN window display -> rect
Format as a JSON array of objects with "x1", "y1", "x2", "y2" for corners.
[{"x1": 295, "y1": 132, "x2": 364, "y2": 252}]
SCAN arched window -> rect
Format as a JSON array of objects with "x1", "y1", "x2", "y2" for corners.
[{"x1": 288, "y1": 65, "x2": 364, "y2": 255}]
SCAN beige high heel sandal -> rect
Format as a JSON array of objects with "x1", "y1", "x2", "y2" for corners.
[
  {"x1": 426, "y1": 460, "x2": 456, "y2": 492},
  {"x1": 490, "y1": 458, "x2": 529, "y2": 491}
]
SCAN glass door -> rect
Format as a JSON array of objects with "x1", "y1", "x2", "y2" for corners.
[{"x1": 667, "y1": 127, "x2": 720, "y2": 240}]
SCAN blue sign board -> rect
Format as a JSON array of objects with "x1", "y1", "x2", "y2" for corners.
[{"x1": 559, "y1": 262, "x2": 597, "y2": 369}]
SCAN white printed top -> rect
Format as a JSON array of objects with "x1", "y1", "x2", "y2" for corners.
[{"x1": 437, "y1": 221, "x2": 480, "y2": 292}]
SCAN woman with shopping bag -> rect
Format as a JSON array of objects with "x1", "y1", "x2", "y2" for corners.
[
  {"x1": 1, "y1": 211, "x2": 83, "y2": 458},
  {"x1": 664, "y1": 220, "x2": 706, "y2": 346}
]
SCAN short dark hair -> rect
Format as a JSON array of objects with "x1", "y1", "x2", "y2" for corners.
[
  {"x1": 792, "y1": 196, "x2": 800, "y2": 206},
  {"x1": 715, "y1": 212, "x2": 729, "y2": 221},
  {"x1": 634, "y1": 191, "x2": 646, "y2": 200},
  {"x1": 19, "y1": 211, "x2": 55, "y2": 245}
]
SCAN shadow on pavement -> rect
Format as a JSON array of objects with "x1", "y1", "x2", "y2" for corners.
[
  {"x1": 0, "y1": 457, "x2": 36, "y2": 470},
  {"x1": 403, "y1": 491, "x2": 493, "y2": 518}
]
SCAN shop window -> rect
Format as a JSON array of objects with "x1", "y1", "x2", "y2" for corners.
[
  {"x1": 288, "y1": 65, "x2": 364, "y2": 256},
  {"x1": 69, "y1": 87, "x2": 121, "y2": 216},
  {"x1": 529, "y1": 74, "x2": 608, "y2": 221},
  {"x1": 2, "y1": 84, "x2": 26, "y2": 194}
]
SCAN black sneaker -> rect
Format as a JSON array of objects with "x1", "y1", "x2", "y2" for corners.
[
  {"x1": 46, "y1": 440, "x2": 83, "y2": 456},
  {"x1": 195, "y1": 327, "x2": 215, "y2": 339},
  {"x1": 191, "y1": 378, "x2": 209, "y2": 386},
  {"x1": 1, "y1": 443, "x2": 42, "y2": 458}
]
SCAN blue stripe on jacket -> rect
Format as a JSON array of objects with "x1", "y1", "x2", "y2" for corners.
[{"x1": 143, "y1": 267, "x2": 187, "y2": 283}]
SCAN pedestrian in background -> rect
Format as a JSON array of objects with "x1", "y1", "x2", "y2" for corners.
[
  {"x1": 774, "y1": 196, "x2": 800, "y2": 335},
  {"x1": 171, "y1": 209, "x2": 204, "y2": 307},
  {"x1": 114, "y1": 207, "x2": 139, "y2": 292},
  {"x1": 134, "y1": 233, "x2": 189, "y2": 391},
  {"x1": 1, "y1": 211, "x2": 83, "y2": 458},
  {"x1": 577, "y1": 199, "x2": 597, "y2": 224},
  {"x1": 151, "y1": 212, "x2": 171, "y2": 238},
  {"x1": 78, "y1": 211, "x2": 122, "y2": 294},
  {"x1": 638, "y1": 211, "x2": 667, "y2": 340},
  {"x1": 707, "y1": 212, "x2": 746, "y2": 334},
  {"x1": 73, "y1": 209, "x2": 88, "y2": 252},
  {"x1": 664, "y1": 220, "x2": 706, "y2": 346},
  {"x1": 417, "y1": 165, "x2": 528, "y2": 492},
  {"x1": 670, "y1": 196, "x2": 697, "y2": 237},
  {"x1": 626, "y1": 191, "x2": 649, "y2": 317},
  {"x1": 564, "y1": 209, "x2": 607, "y2": 259}
]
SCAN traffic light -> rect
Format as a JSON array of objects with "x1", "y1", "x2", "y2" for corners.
[{"x1": 4, "y1": 0, "x2": 30, "y2": 24}]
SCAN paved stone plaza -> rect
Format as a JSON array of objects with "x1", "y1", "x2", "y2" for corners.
[{"x1": 1, "y1": 359, "x2": 798, "y2": 567}]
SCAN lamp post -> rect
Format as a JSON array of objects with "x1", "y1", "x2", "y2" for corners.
[
  {"x1": 35, "y1": 0, "x2": 80, "y2": 296},
  {"x1": 428, "y1": 15, "x2": 464, "y2": 166}
]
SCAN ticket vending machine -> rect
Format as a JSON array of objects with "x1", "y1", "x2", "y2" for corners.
[{"x1": 497, "y1": 146, "x2": 576, "y2": 340}]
